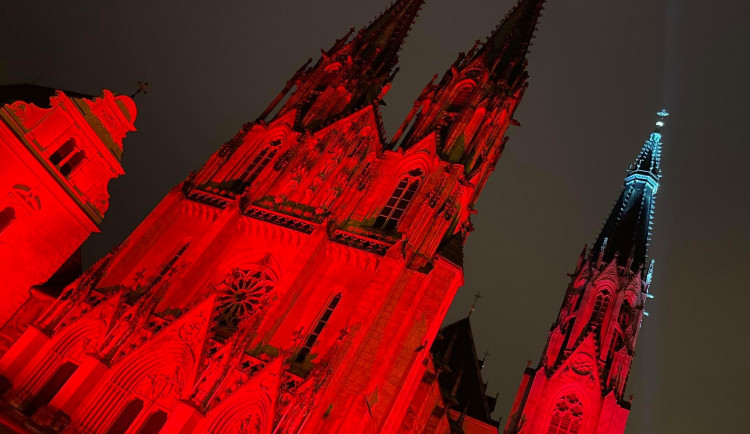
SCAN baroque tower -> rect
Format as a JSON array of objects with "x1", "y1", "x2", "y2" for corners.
[
  {"x1": 0, "y1": 1, "x2": 546, "y2": 433},
  {"x1": 504, "y1": 111, "x2": 669, "y2": 434},
  {"x1": 0, "y1": 86, "x2": 137, "y2": 351}
]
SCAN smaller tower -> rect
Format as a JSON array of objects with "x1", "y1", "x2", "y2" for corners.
[
  {"x1": 259, "y1": 0, "x2": 425, "y2": 131},
  {"x1": 0, "y1": 85, "x2": 137, "y2": 350},
  {"x1": 504, "y1": 111, "x2": 668, "y2": 434}
]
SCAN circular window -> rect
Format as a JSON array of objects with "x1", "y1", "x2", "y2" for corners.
[{"x1": 215, "y1": 268, "x2": 275, "y2": 328}]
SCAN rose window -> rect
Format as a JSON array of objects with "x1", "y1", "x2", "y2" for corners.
[{"x1": 215, "y1": 268, "x2": 275, "y2": 328}]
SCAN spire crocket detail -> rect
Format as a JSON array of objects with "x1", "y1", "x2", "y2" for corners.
[
  {"x1": 393, "y1": 0, "x2": 546, "y2": 204},
  {"x1": 505, "y1": 111, "x2": 668, "y2": 434}
]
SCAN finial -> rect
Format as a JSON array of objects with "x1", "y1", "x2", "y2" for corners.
[
  {"x1": 468, "y1": 291, "x2": 482, "y2": 317},
  {"x1": 655, "y1": 109, "x2": 669, "y2": 131},
  {"x1": 131, "y1": 81, "x2": 149, "y2": 99},
  {"x1": 480, "y1": 350, "x2": 491, "y2": 369}
]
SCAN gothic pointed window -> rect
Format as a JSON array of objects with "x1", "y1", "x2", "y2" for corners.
[
  {"x1": 374, "y1": 168, "x2": 423, "y2": 232},
  {"x1": 107, "y1": 398, "x2": 144, "y2": 434},
  {"x1": 236, "y1": 139, "x2": 281, "y2": 189},
  {"x1": 22, "y1": 361, "x2": 77, "y2": 416},
  {"x1": 547, "y1": 394, "x2": 583, "y2": 434},
  {"x1": 215, "y1": 267, "x2": 275, "y2": 330},
  {"x1": 50, "y1": 138, "x2": 85, "y2": 176},
  {"x1": 0, "y1": 207, "x2": 15, "y2": 234},
  {"x1": 592, "y1": 291, "x2": 610, "y2": 324},
  {"x1": 295, "y1": 293, "x2": 341, "y2": 363},
  {"x1": 151, "y1": 243, "x2": 190, "y2": 287}
]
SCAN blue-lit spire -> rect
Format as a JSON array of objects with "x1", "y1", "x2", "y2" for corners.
[{"x1": 591, "y1": 110, "x2": 668, "y2": 273}]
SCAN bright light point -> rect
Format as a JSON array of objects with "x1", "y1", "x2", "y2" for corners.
[
  {"x1": 646, "y1": 293, "x2": 654, "y2": 299},
  {"x1": 657, "y1": 109, "x2": 669, "y2": 118},
  {"x1": 656, "y1": 121, "x2": 664, "y2": 127},
  {"x1": 644, "y1": 311, "x2": 650, "y2": 317}
]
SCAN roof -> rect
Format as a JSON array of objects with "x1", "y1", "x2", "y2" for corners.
[
  {"x1": 0, "y1": 84, "x2": 93, "y2": 107},
  {"x1": 431, "y1": 317, "x2": 500, "y2": 427}
]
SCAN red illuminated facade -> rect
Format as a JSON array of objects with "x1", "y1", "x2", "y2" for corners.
[
  {"x1": 504, "y1": 113, "x2": 668, "y2": 434},
  {"x1": 0, "y1": 85, "x2": 137, "y2": 352},
  {"x1": 0, "y1": 0, "x2": 547, "y2": 432}
]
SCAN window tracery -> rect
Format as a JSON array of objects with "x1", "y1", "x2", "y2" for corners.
[
  {"x1": 374, "y1": 168, "x2": 423, "y2": 231},
  {"x1": 236, "y1": 139, "x2": 282, "y2": 189},
  {"x1": 215, "y1": 267, "x2": 275, "y2": 329},
  {"x1": 547, "y1": 394, "x2": 583, "y2": 434},
  {"x1": 592, "y1": 291, "x2": 610, "y2": 325}
]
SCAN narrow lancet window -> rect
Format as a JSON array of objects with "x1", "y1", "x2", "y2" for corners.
[
  {"x1": 592, "y1": 291, "x2": 610, "y2": 324},
  {"x1": 236, "y1": 139, "x2": 281, "y2": 189},
  {"x1": 374, "y1": 168, "x2": 422, "y2": 231},
  {"x1": 295, "y1": 293, "x2": 341, "y2": 363}
]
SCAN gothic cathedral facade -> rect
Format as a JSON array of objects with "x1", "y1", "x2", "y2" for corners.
[{"x1": 0, "y1": 0, "x2": 547, "y2": 433}]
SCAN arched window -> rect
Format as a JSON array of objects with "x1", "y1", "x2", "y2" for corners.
[
  {"x1": 215, "y1": 267, "x2": 276, "y2": 330},
  {"x1": 136, "y1": 409, "x2": 168, "y2": 434},
  {"x1": 0, "y1": 207, "x2": 15, "y2": 234},
  {"x1": 295, "y1": 293, "x2": 341, "y2": 363},
  {"x1": 107, "y1": 398, "x2": 144, "y2": 434},
  {"x1": 22, "y1": 361, "x2": 77, "y2": 416},
  {"x1": 618, "y1": 302, "x2": 632, "y2": 331},
  {"x1": 448, "y1": 83, "x2": 475, "y2": 113},
  {"x1": 50, "y1": 138, "x2": 85, "y2": 176},
  {"x1": 374, "y1": 168, "x2": 423, "y2": 232},
  {"x1": 235, "y1": 139, "x2": 281, "y2": 189},
  {"x1": 591, "y1": 291, "x2": 610, "y2": 324},
  {"x1": 547, "y1": 394, "x2": 583, "y2": 434}
]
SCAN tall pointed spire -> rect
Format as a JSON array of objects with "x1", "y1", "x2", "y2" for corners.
[
  {"x1": 393, "y1": 0, "x2": 547, "y2": 203},
  {"x1": 473, "y1": 0, "x2": 546, "y2": 85},
  {"x1": 591, "y1": 110, "x2": 669, "y2": 272},
  {"x1": 265, "y1": 0, "x2": 425, "y2": 130},
  {"x1": 353, "y1": 0, "x2": 425, "y2": 80}
]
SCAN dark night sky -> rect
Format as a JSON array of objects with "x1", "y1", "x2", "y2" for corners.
[{"x1": 2, "y1": 1, "x2": 749, "y2": 432}]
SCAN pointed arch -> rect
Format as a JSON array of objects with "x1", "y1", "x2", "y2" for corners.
[
  {"x1": 202, "y1": 387, "x2": 275, "y2": 434},
  {"x1": 234, "y1": 138, "x2": 283, "y2": 189},
  {"x1": 21, "y1": 361, "x2": 77, "y2": 417},
  {"x1": 374, "y1": 168, "x2": 423, "y2": 231},
  {"x1": 591, "y1": 290, "x2": 611, "y2": 325},
  {"x1": 546, "y1": 393, "x2": 584, "y2": 434},
  {"x1": 295, "y1": 292, "x2": 342, "y2": 363}
]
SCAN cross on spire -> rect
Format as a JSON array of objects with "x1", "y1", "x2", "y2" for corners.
[
  {"x1": 130, "y1": 81, "x2": 149, "y2": 99},
  {"x1": 480, "y1": 349, "x2": 491, "y2": 369},
  {"x1": 468, "y1": 291, "x2": 482, "y2": 317}
]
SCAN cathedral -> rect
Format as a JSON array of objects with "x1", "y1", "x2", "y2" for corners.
[{"x1": 0, "y1": 0, "x2": 665, "y2": 433}]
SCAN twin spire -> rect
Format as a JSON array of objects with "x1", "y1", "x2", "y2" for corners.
[{"x1": 267, "y1": 0, "x2": 547, "y2": 130}]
